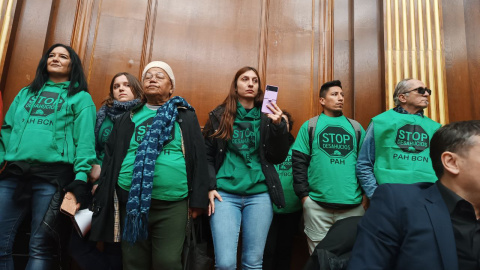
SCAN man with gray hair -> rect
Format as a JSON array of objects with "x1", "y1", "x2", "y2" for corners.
[
  {"x1": 349, "y1": 120, "x2": 480, "y2": 269},
  {"x1": 356, "y1": 78, "x2": 441, "y2": 199}
]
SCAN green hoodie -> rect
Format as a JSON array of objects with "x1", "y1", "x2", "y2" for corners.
[
  {"x1": 0, "y1": 81, "x2": 97, "y2": 181},
  {"x1": 216, "y1": 103, "x2": 267, "y2": 195},
  {"x1": 273, "y1": 146, "x2": 302, "y2": 213}
]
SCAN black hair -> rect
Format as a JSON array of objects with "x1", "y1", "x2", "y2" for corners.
[
  {"x1": 430, "y1": 120, "x2": 480, "y2": 178},
  {"x1": 320, "y1": 80, "x2": 342, "y2": 98},
  {"x1": 29, "y1": 43, "x2": 88, "y2": 96}
]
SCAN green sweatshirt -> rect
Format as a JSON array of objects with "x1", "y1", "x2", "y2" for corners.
[
  {"x1": 0, "y1": 81, "x2": 97, "y2": 181},
  {"x1": 273, "y1": 147, "x2": 302, "y2": 214},
  {"x1": 216, "y1": 103, "x2": 267, "y2": 195}
]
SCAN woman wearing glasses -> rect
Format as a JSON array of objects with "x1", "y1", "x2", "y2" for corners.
[{"x1": 91, "y1": 61, "x2": 209, "y2": 270}]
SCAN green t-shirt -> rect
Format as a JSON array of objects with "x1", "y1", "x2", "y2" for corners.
[
  {"x1": 96, "y1": 117, "x2": 114, "y2": 165},
  {"x1": 292, "y1": 114, "x2": 365, "y2": 204},
  {"x1": 216, "y1": 104, "x2": 267, "y2": 195},
  {"x1": 117, "y1": 105, "x2": 188, "y2": 201},
  {"x1": 273, "y1": 147, "x2": 302, "y2": 213},
  {"x1": 372, "y1": 109, "x2": 441, "y2": 184}
]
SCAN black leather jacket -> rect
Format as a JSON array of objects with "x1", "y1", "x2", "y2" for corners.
[{"x1": 203, "y1": 105, "x2": 289, "y2": 208}]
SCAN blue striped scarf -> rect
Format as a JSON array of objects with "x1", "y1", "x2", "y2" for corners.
[{"x1": 122, "y1": 96, "x2": 193, "y2": 243}]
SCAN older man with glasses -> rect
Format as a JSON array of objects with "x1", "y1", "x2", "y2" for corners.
[{"x1": 356, "y1": 78, "x2": 441, "y2": 202}]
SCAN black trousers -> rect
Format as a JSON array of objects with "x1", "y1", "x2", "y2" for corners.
[{"x1": 263, "y1": 210, "x2": 302, "y2": 270}]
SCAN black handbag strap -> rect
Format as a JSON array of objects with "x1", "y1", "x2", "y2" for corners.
[{"x1": 185, "y1": 210, "x2": 197, "y2": 247}]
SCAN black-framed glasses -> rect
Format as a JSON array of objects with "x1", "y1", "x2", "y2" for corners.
[{"x1": 404, "y1": 87, "x2": 432, "y2": 95}]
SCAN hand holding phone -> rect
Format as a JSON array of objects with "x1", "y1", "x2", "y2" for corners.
[{"x1": 261, "y1": 85, "x2": 279, "y2": 114}]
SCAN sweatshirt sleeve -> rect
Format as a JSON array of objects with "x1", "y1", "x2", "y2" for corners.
[
  {"x1": 72, "y1": 93, "x2": 97, "y2": 182},
  {"x1": 0, "y1": 90, "x2": 23, "y2": 165}
]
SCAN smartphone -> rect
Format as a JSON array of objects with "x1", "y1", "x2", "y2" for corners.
[{"x1": 261, "y1": 85, "x2": 279, "y2": 114}]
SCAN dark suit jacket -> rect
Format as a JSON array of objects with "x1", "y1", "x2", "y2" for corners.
[{"x1": 348, "y1": 182, "x2": 458, "y2": 270}]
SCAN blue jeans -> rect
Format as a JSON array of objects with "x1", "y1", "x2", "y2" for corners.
[
  {"x1": 0, "y1": 177, "x2": 57, "y2": 270},
  {"x1": 210, "y1": 191, "x2": 273, "y2": 270}
]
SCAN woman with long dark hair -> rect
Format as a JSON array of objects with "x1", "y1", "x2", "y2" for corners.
[
  {"x1": 203, "y1": 66, "x2": 289, "y2": 269},
  {"x1": 0, "y1": 43, "x2": 96, "y2": 270}
]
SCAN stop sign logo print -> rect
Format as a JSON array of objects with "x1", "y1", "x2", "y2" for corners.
[
  {"x1": 317, "y1": 126, "x2": 354, "y2": 158},
  {"x1": 24, "y1": 92, "x2": 65, "y2": 117},
  {"x1": 395, "y1": 124, "x2": 429, "y2": 153}
]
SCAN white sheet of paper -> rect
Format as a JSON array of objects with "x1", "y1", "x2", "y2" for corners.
[{"x1": 73, "y1": 209, "x2": 93, "y2": 237}]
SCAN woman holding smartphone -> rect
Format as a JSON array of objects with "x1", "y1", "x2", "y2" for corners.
[{"x1": 203, "y1": 66, "x2": 289, "y2": 269}]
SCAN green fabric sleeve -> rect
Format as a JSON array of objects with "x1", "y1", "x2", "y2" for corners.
[
  {"x1": 0, "y1": 89, "x2": 24, "y2": 165},
  {"x1": 291, "y1": 120, "x2": 310, "y2": 156},
  {"x1": 72, "y1": 95, "x2": 97, "y2": 182}
]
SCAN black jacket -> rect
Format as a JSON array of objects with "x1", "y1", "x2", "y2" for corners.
[
  {"x1": 292, "y1": 149, "x2": 311, "y2": 199},
  {"x1": 90, "y1": 105, "x2": 210, "y2": 242},
  {"x1": 203, "y1": 105, "x2": 289, "y2": 208}
]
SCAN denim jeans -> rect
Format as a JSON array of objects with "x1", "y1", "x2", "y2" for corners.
[
  {"x1": 0, "y1": 177, "x2": 57, "y2": 270},
  {"x1": 210, "y1": 191, "x2": 273, "y2": 270}
]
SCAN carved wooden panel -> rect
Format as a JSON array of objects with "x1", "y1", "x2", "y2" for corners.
[
  {"x1": 144, "y1": 0, "x2": 264, "y2": 127},
  {"x1": 353, "y1": 0, "x2": 385, "y2": 126},
  {"x1": 1, "y1": 0, "x2": 349, "y2": 136},
  {"x1": 441, "y1": 0, "x2": 480, "y2": 122},
  {"x1": 1, "y1": 0, "x2": 53, "y2": 110},
  {"x1": 384, "y1": 0, "x2": 448, "y2": 124},
  {"x1": 0, "y1": 0, "x2": 18, "y2": 82},
  {"x1": 7, "y1": 0, "x2": 479, "y2": 135}
]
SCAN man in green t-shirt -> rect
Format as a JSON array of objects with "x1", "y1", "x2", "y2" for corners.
[
  {"x1": 356, "y1": 78, "x2": 441, "y2": 199},
  {"x1": 292, "y1": 80, "x2": 366, "y2": 254}
]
